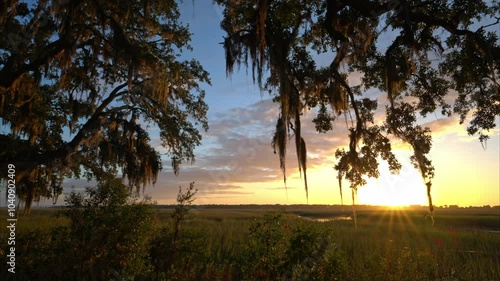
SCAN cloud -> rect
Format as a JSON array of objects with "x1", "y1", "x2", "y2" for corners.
[
  {"x1": 144, "y1": 97, "x2": 353, "y2": 203},
  {"x1": 264, "y1": 186, "x2": 298, "y2": 190},
  {"x1": 425, "y1": 116, "x2": 463, "y2": 135},
  {"x1": 61, "y1": 89, "x2": 492, "y2": 205},
  {"x1": 422, "y1": 114, "x2": 499, "y2": 145}
]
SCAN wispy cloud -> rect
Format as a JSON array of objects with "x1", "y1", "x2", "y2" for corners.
[
  {"x1": 60, "y1": 90, "x2": 498, "y2": 205},
  {"x1": 146, "y1": 97, "x2": 351, "y2": 203},
  {"x1": 264, "y1": 186, "x2": 298, "y2": 190}
]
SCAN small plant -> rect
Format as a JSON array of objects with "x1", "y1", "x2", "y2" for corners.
[
  {"x1": 171, "y1": 182, "x2": 198, "y2": 243},
  {"x1": 149, "y1": 182, "x2": 202, "y2": 280}
]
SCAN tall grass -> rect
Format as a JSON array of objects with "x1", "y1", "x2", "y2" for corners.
[{"x1": 1, "y1": 206, "x2": 499, "y2": 280}]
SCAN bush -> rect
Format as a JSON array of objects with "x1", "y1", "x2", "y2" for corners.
[
  {"x1": 245, "y1": 211, "x2": 347, "y2": 281},
  {"x1": 61, "y1": 178, "x2": 157, "y2": 280},
  {"x1": 9, "y1": 178, "x2": 157, "y2": 281}
]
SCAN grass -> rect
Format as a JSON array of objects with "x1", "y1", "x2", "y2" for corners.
[
  {"x1": 0, "y1": 208, "x2": 67, "y2": 233},
  {"x1": 156, "y1": 205, "x2": 500, "y2": 280},
  {"x1": 327, "y1": 208, "x2": 500, "y2": 280},
  {"x1": 1, "y1": 205, "x2": 499, "y2": 280}
]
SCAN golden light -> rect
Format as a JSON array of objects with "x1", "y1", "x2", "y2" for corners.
[{"x1": 357, "y1": 161, "x2": 429, "y2": 207}]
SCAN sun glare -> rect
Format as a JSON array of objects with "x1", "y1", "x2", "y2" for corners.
[{"x1": 357, "y1": 164, "x2": 429, "y2": 207}]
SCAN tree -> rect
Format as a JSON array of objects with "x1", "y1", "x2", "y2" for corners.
[
  {"x1": 0, "y1": 0, "x2": 209, "y2": 212},
  {"x1": 216, "y1": 0, "x2": 499, "y2": 225},
  {"x1": 149, "y1": 182, "x2": 199, "y2": 279},
  {"x1": 171, "y1": 181, "x2": 197, "y2": 243}
]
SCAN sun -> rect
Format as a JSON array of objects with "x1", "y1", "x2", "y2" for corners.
[{"x1": 356, "y1": 163, "x2": 429, "y2": 207}]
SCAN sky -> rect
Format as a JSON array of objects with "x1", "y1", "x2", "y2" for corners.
[{"x1": 36, "y1": 1, "x2": 500, "y2": 207}]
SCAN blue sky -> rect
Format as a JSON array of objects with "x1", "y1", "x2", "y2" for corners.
[
  {"x1": 142, "y1": 1, "x2": 499, "y2": 207},
  {"x1": 7, "y1": 1, "x2": 498, "y2": 207}
]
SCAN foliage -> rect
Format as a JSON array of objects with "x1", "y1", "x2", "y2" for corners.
[
  {"x1": 148, "y1": 226, "x2": 207, "y2": 281},
  {"x1": 171, "y1": 181, "x2": 197, "y2": 241},
  {"x1": 246, "y1": 211, "x2": 287, "y2": 277},
  {"x1": 215, "y1": 0, "x2": 500, "y2": 221},
  {"x1": 245, "y1": 211, "x2": 346, "y2": 280},
  {"x1": 5, "y1": 178, "x2": 158, "y2": 280},
  {"x1": 1, "y1": 206, "x2": 499, "y2": 280},
  {"x1": 149, "y1": 182, "x2": 204, "y2": 280},
  {"x1": 0, "y1": 0, "x2": 209, "y2": 212}
]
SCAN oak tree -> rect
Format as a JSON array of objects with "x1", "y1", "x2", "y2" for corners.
[
  {"x1": 216, "y1": 0, "x2": 499, "y2": 225},
  {"x1": 0, "y1": 0, "x2": 209, "y2": 212}
]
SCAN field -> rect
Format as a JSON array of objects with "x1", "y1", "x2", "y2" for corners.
[{"x1": 1, "y1": 205, "x2": 499, "y2": 280}]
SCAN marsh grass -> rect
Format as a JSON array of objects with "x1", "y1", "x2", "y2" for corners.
[
  {"x1": 1, "y1": 206, "x2": 499, "y2": 280},
  {"x1": 0, "y1": 208, "x2": 67, "y2": 232},
  {"x1": 149, "y1": 206, "x2": 499, "y2": 280}
]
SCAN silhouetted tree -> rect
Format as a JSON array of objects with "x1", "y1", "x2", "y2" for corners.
[
  {"x1": 149, "y1": 182, "x2": 198, "y2": 278},
  {"x1": 0, "y1": 0, "x2": 209, "y2": 212},
  {"x1": 171, "y1": 182, "x2": 197, "y2": 240},
  {"x1": 216, "y1": 0, "x2": 499, "y2": 224}
]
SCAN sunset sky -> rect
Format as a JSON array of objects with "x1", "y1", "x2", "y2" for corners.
[{"x1": 57, "y1": 1, "x2": 499, "y2": 207}]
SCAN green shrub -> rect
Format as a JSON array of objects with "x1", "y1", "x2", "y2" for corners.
[
  {"x1": 9, "y1": 178, "x2": 157, "y2": 281},
  {"x1": 245, "y1": 211, "x2": 347, "y2": 281},
  {"x1": 62, "y1": 178, "x2": 157, "y2": 280}
]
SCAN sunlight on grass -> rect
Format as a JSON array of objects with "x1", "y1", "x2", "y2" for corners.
[{"x1": 2, "y1": 206, "x2": 499, "y2": 280}]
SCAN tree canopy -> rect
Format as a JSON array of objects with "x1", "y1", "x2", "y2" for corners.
[
  {"x1": 0, "y1": 0, "x2": 209, "y2": 211},
  {"x1": 216, "y1": 0, "x2": 499, "y2": 223}
]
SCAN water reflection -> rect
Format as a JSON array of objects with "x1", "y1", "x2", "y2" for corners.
[{"x1": 297, "y1": 215, "x2": 352, "y2": 222}]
